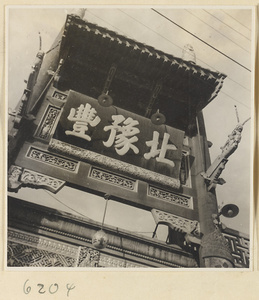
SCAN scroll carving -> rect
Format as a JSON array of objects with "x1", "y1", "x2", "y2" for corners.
[
  {"x1": 149, "y1": 186, "x2": 193, "y2": 209},
  {"x1": 27, "y1": 147, "x2": 78, "y2": 172},
  {"x1": 8, "y1": 165, "x2": 65, "y2": 193},
  {"x1": 151, "y1": 209, "x2": 200, "y2": 235},
  {"x1": 90, "y1": 168, "x2": 136, "y2": 191}
]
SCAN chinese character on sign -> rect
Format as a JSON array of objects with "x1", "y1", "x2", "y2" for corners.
[
  {"x1": 65, "y1": 103, "x2": 101, "y2": 141},
  {"x1": 144, "y1": 131, "x2": 177, "y2": 167},
  {"x1": 103, "y1": 115, "x2": 140, "y2": 155}
]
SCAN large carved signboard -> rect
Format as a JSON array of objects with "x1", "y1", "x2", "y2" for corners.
[
  {"x1": 10, "y1": 86, "x2": 195, "y2": 218},
  {"x1": 54, "y1": 90, "x2": 185, "y2": 183}
]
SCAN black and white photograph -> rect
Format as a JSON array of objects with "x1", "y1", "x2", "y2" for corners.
[{"x1": 7, "y1": 6, "x2": 254, "y2": 269}]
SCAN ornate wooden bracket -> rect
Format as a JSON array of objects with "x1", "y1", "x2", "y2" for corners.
[
  {"x1": 8, "y1": 165, "x2": 65, "y2": 193},
  {"x1": 151, "y1": 209, "x2": 200, "y2": 235}
]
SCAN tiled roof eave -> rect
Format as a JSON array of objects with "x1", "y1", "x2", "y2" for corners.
[{"x1": 62, "y1": 14, "x2": 226, "y2": 84}]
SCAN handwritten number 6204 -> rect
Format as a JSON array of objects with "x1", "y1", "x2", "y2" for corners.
[{"x1": 23, "y1": 280, "x2": 75, "y2": 297}]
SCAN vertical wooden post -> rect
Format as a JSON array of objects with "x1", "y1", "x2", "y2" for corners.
[{"x1": 193, "y1": 112, "x2": 234, "y2": 268}]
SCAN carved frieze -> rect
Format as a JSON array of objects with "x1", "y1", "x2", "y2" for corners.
[
  {"x1": 7, "y1": 229, "x2": 103, "y2": 267},
  {"x1": 151, "y1": 209, "x2": 200, "y2": 235},
  {"x1": 49, "y1": 139, "x2": 181, "y2": 189},
  {"x1": 8, "y1": 229, "x2": 78, "y2": 257},
  {"x1": 90, "y1": 168, "x2": 136, "y2": 191},
  {"x1": 7, "y1": 224, "x2": 198, "y2": 267},
  {"x1": 27, "y1": 147, "x2": 78, "y2": 172},
  {"x1": 8, "y1": 229, "x2": 40, "y2": 246},
  {"x1": 7, "y1": 241, "x2": 77, "y2": 267},
  {"x1": 148, "y1": 186, "x2": 193, "y2": 209},
  {"x1": 7, "y1": 229, "x2": 145, "y2": 268},
  {"x1": 98, "y1": 254, "x2": 145, "y2": 268},
  {"x1": 7, "y1": 229, "x2": 79, "y2": 267},
  {"x1": 7, "y1": 229, "x2": 146, "y2": 268}
]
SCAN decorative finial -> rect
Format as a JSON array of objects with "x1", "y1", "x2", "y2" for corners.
[
  {"x1": 201, "y1": 105, "x2": 250, "y2": 190},
  {"x1": 182, "y1": 44, "x2": 196, "y2": 64},
  {"x1": 67, "y1": 8, "x2": 86, "y2": 19}
]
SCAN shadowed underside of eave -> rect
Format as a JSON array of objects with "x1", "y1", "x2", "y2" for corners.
[{"x1": 54, "y1": 14, "x2": 226, "y2": 131}]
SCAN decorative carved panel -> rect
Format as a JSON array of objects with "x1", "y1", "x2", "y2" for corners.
[
  {"x1": 148, "y1": 186, "x2": 193, "y2": 209},
  {"x1": 27, "y1": 147, "x2": 78, "y2": 172},
  {"x1": 34, "y1": 105, "x2": 60, "y2": 140},
  {"x1": 90, "y1": 167, "x2": 136, "y2": 191}
]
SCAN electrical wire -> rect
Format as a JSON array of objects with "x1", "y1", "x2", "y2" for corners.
[
  {"x1": 117, "y1": 8, "x2": 183, "y2": 52},
  {"x1": 38, "y1": 32, "x2": 42, "y2": 51},
  {"x1": 220, "y1": 90, "x2": 250, "y2": 109},
  {"x1": 44, "y1": 190, "x2": 89, "y2": 218},
  {"x1": 223, "y1": 76, "x2": 250, "y2": 92},
  {"x1": 203, "y1": 9, "x2": 251, "y2": 41},
  {"x1": 185, "y1": 9, "x2": 250, "y2": 53},
  {"x1": 221, "y1": 9, "x2": 252, "y2": 31},
  {"x1": 33, "y1": 9, "x2": 253, "y2": 117},
  {"x1": 118, "y1": 9, "x2": 252, "y2": 101},
  {"x1": 101, "y1": 198, "x2": 109, "y2": 229},
  {"x1": 86, "y1": 10, "x2": 126, "y2": 36},
  {"x1": 116, "y1": 8, "x2": 250, "y2": 93},
  {"x1": 45, "y1": 191, "x2": 154, "y2": 236},
  {"x1": 45, "y1": 40, "x2": 61, "y2": 54},
  {"x1": 132, "y1": 231, "x2": 154, "y2": 234},
  {"x1": 151, "y1": 8, "x2": 251, "y2": 72}
]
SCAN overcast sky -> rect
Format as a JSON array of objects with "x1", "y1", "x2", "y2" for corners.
[{"x1": 7, "y1": 7, "x2": 254, "y2": 236}]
